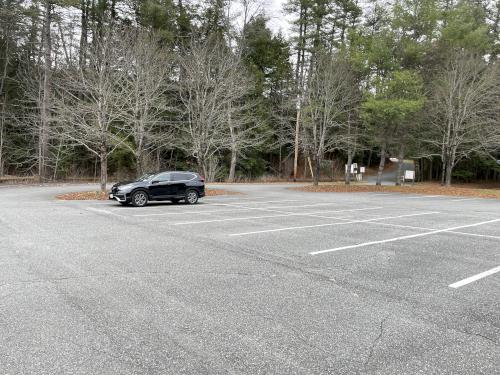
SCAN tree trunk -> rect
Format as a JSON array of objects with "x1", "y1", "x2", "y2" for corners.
[
  {"x1": 395, "y1": 144, "x2": 405, "y2": 186},
  {"x1": 197, "y1": 157, "x2": 209, "y2": 182},
  {"x1": 278, "y1": 146, "x2": 282, "y2": 178},
  {"x1": 445, "y1": 163, "x2": 453, "y2": 187},
  {"x1": 0, "y1": 40, "x2": 8, "y2": 178},
  {"x1": 345, "y1": 149, "x2": 353, "y2": 185},
  {"x1": 293, "y1": 101, "x2": 300, "y2": 181},
  {"x1": 228, "y1": 147, "x2": 237, "y2": 183},
  {"x1": 99, "y1": 150, "x2": 107, "y2": 193},
  {"x1": 428, "y1": 158, "x2": 433, "y2": 181},
  {"x1": 136, "y1": 151, "x2": 144, "y2": 177},
  {"x1": 367, "y1": 148, "x2": 372, "y2": 168},
  {"x1": 0, "y1": 108, "x2": 4, "y2": 177},
  {"x1": 441, "y1": 157, "x2": 446, "y2": 186},
  {"x1": 440, "y1": 136, "x2": 447, "y2": 185},
  {"x1": 79, "y1": 0, "x2": 89, "y2": 68},
  {"x1": 313, "y1": 155, "x2": 321, "y2": 186},
  {"x1": 376, "y1": 144, "x2": 386, "y2": 186},
  {"x1": 156, "y1": 148, "x2": 161, "y2": 171},
  {"x1": 445, "y1": 150, "x2": 456, "y2": 187},
  {"x1": 39, "y1": 0, "x2": 52, "y2": 181}
]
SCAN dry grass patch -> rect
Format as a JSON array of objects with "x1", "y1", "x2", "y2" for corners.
[
  {"x1": 291, "y1": 182, "x2": 500, "y2": 199},
  {"x1": 56, "y1": 188, "x2": 243, "y2": 200}
]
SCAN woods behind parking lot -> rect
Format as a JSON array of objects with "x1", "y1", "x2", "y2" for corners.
[{"x1": 1, "y1": 1, "x2": 500, "y2": 192}]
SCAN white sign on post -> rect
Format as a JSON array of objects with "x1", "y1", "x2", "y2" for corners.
[
  {"x1": 345, "y1": 163, "x2": 358, "y2": 174},
  {"x1": 404, "y1": 170, "x2": 415, "y2": 180},
  {"x1": 360, "y1": 167, "x2": 366, "y2": 174}
]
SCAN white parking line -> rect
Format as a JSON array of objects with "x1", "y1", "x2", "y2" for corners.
[
  {"x1": 172, "y1": 207, "x2": 382, "y2": 225},
  {"x1": 216, "y1": 199, "x2": 300, "y2": 205},
  {"x1": 133, "y1": 207, "x2": 252, "y2": 217},
  {"x1": 203, "y1": 196, "x2": 249, "y2": 201},
  {"x1": 86, "y1": 207, "x2": 127, "y2": 218},
  {"x1": 134, "y1": 201, "x2": 341, "y2": 217},
  {"x1": 229, "y1": 212, "x2": 439, "y2": 236},
  {"x1": 218, "y1": 202, "x2": 341, "y2": 210},
  {"x1": 310, "y1": 218, "x2": 500, "y2": 255},
  {"x1": 361, "y1": 221, "x2": 500, "y2": 240},
  {"x1": 450, "y1": 198, "x2": 478, "y2": 202},
  {"x1": 407, "y1": 195, "x2": 442, "y2": 199},
  {"x1": 449, "y1": 266, "x2": 500, "y2": 288}
]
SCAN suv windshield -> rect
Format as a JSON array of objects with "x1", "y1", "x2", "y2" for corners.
[{"x1": 136, "y1": 173, "x2": 154, "y2": 182}]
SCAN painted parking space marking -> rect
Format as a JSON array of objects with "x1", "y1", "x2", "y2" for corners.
[
  {"x1": 218, "y1": 202, "x2": 345, "y2": 211},
  {"x1": 133, "y1": 207, "x2": 254, "y2": 217},
  {"x1": 86, "y1": 207, "x2": 127, "y2": 218},
  {"x1": 132, "y1": 199, "x2": 328, "y2": 217},
  {"x1": 215, "y1": 199, "x2": 300, "y2": 205},
  {"x1": 449, "y1": 266, "x2": 500, "y2": 288},
  {"x1": 355, "y1": 221, "x2": 500, "y2": 241},
  {"x1": 172, "y1": 207, "x2": 383, "y2": 225},
  {"x1": 407, "y1": 195, "x2": 442, "y2": 199},
  {"x1": 310, "y1": 218, "x2": 500, "y2": 255},
  {"x1": 229, "y1": 211, "x2": 439, "y2": 237}
]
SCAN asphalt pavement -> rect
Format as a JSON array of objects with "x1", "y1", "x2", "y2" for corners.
[{"x1": 0, "y1": 183, "x2": 499, "y2": 374}]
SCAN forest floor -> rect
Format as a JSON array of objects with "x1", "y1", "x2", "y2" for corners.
[{"x1": 291, "y1": 182, "x2": 500, "y2": 199}]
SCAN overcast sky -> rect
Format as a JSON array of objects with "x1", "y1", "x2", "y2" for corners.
[
  {"x1": 265, "y1": 0, "x2": 290, "y2": 35},
  {"x1": 228, "y1": 0, "x2": 292, "y2": 36}
]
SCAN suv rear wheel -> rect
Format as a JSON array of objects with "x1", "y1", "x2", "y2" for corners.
[
  {"x1": 131, "y1": 191, "x2": 148, "y2": 207},
  {"x1": 185, "y1": 189, "x2": 198, "y2": 204}
]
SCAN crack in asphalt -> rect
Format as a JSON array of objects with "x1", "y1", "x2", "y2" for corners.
[
  {"x1": 458, "y1": 329, "x2": 499, "y2": 348},
  {"x1": 254, "y1": 311, "x2": 333, "y2": 358},
  {"x1": 363, "y1": 314, "x2": 390, "y2": 373}
]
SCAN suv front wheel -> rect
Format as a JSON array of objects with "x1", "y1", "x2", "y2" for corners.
[
  {"x1": 131, "y1": 190, "x2": 148, "y2": 207},
  {"x1": 185, "y1": 189, "x2": 199, "y2": 204}
]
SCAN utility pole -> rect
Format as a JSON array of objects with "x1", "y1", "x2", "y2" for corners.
[{"x1": 293, "y1": 95, "x2": 300, "y2": 181}]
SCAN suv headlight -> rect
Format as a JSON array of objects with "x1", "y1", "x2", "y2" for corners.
[{"x1": 118, "y1": 184, "x2": 133, "y2": 193}]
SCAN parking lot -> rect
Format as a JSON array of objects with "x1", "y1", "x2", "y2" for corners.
[{"x1": 1, "y1": 183, "x2": 499, "y2": 374}]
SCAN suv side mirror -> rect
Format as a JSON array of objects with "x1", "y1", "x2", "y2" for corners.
[{"x1": 151, "y1": 180, "x2": 159, "y2": 184}]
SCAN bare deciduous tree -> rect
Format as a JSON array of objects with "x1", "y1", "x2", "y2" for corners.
[
  {"x1": 301, "y1": 53, "x2": 360, "y2": 185},
  {"x1": 120, "y1": 30, "x2": 174, "y2": 176},
  {"x1": 53, "y1": 30, "x2": 132, "y2": 191},
  {"x1": 176, "y1": 39, "x2": 257, "y2": 181},
  {"x1": 428, "y1": 51, "x2": 500, "y2": 186}
]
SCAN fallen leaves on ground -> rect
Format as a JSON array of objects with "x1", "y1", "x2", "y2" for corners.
[
  {"x1": 56, "y1": 188, "x2": 243, "y2": 200},
  {"x1": 290, "y1": 183, "x2": 500, "y2": 199},
  {"x1": 205, "y1": 189, "x2": 243, "y2": 196},
  {"x1": 56, "y1": 191, "x2": 109, "y2": 200}
]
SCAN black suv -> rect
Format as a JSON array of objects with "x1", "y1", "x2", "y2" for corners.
[{"x1": 109, "y1": 171, "x2": 205, "y2": 207}]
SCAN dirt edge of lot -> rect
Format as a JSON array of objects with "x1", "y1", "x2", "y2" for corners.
[
  {"x1": 56, "y1": 188, "x2": 244, "y2": 201},
  {"x1": 290, "y1": 183, "x2": 500, "y2": 199}
]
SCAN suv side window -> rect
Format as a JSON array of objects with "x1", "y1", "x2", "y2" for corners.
[
  {"x1": 172, "y1": 172, "x2": 192, "y2": 181},
  {"x1": 154, "y1": 173, "x2": 171, "y2": 182}
]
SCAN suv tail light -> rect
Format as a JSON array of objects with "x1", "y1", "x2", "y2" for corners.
[{"x1": 199, "y1": 175, "x2": 205, "y2": 182}]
